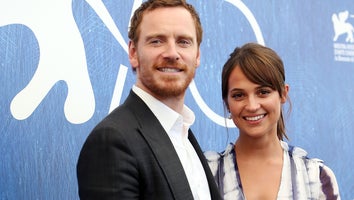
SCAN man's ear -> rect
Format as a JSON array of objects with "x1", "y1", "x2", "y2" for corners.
[
  {"x1": 195, "y1": 48, "x2": 201, "y2": 68},
  {"x1": 128, "y1": 41, "x2": 138, "y2": 69}
]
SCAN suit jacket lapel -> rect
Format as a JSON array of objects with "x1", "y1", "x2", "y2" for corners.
[
  {"x1": 188, "y1": 131, "x2": 222, "y2": 200},
  {"x1": 126, "y1": 91, "x2": 194, "y2": 200}
]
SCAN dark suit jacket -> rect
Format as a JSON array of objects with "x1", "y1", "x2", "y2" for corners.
[{"x1": 77, "y1": 90, "x2": 221, "y2": 200}]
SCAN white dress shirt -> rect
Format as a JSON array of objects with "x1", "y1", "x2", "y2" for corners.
[{"x1": 132, "y1": 85, "x2": 211, "y2": 200}]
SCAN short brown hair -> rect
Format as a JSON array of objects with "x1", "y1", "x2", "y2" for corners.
[{"x1": 128, "y1": 0, "x2": 203, "y2": 46}]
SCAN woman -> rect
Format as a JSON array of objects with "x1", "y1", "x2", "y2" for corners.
[{"x1": 205, "y1": 43, "x2": 340, "y2": 200}]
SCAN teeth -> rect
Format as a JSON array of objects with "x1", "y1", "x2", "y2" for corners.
[
  {"x1": 159, "y1": 68, "x2": 180, "y2": 72},
  {"x1": 245, "y1": 115, "x2": 264, "y2": 121}
]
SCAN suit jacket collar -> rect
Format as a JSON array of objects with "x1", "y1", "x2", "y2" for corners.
[
  {"x1": 125, "y1": 91, "x2": 194, "y2": 200},
  {"x1": 125, "y1": 90, "x2": 221, "y2": 200}
]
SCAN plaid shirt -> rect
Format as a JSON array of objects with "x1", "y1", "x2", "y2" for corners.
[{"x1": 205, "y1": 141, "x2": 340, "y2": 200}]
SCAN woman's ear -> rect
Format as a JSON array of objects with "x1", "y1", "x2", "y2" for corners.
[
  {"x1": 224, "y1": 101, "x2": 230, "y2": 113},
  {"x1": 281, "y1": 84, "x2": 289, "y2": 103}
]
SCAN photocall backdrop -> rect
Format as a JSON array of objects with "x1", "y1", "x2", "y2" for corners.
[{"x1": 1, "y1": 0, "x2": 353, "y2": 199}]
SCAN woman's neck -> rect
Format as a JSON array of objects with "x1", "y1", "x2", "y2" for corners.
[{"x1": 235, "y1": 135, "x2": 283, "y2": 160}]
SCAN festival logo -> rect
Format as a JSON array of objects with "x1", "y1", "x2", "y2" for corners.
[{"x1": 332, "y1": 10, "x2": 354, "y2": 62}]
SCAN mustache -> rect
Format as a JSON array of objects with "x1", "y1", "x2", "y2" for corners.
[{"x1": 155, "y1": 59, "x2": 186, "y2": 69}]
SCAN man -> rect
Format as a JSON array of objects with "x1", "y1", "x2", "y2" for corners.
[{"x1": 77, "y1": 0, "x2": 221, "y2": 199}]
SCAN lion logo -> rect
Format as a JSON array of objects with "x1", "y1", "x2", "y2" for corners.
[{"x1": 332, "y1": 10, "x2": 354, "y2": 43}]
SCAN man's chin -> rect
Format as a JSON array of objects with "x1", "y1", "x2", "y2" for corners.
[{"x1": 154, "y1": 84, "x2": 188, "y2": 98}]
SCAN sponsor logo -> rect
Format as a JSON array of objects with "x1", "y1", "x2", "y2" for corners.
[{"x1": 332, "y1": 10, "x2": 354, "y2": 62}]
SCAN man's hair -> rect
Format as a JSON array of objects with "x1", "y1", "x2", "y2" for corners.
[{"x1": 128, "y1": 0, "x2": 203, "y2": 46}]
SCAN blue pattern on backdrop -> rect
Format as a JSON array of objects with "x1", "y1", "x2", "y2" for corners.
[{"x1": 0, "y1": 0, "x2": 353, "y2": 199}]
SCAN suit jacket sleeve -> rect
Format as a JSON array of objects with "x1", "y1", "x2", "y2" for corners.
[{"x1": 77, "y1": 125, "x2": 140, "y2": 200}]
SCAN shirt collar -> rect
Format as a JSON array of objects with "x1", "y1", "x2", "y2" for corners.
[{"x1": 132, "y1": 85, "x2": 195, "y2": 134}]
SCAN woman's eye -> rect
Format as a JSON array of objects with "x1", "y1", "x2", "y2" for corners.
[
  {"x1": 258, "y1": 89, "x2": 271, "y2": 96},
  {"x1": 231, "y1": 93, "x2": 243, "y2": 100}
]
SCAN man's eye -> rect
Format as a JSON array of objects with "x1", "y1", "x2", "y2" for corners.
[
  {"x1": 178, "y1": 39, "x2": 192, "y2": 47},
  {"x1": 150, "y1": 39, "x2": 161, "y2": 44}
]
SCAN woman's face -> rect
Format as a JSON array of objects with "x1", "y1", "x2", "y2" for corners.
[{"x1": 227, "y1": 66, "x2": 288, "y2": 139}]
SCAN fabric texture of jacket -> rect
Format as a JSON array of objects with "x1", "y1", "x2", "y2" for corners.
[{"x1": 77, "y1": 90, "x2": 222, "y2": 200}]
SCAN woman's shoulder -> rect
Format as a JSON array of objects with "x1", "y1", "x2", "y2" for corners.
[
  {"x1": 281, "y1": 141, "x2": 324, "y2": 164},
  {"x1": 204, "y1": 143, "x2": 234, "y2": 162},
  {"x1": 285, "y1": 141, "x2": 341, "y2": 198},
  {"x1": 204, "y1": 143, "x2": 235, "y2": 175},
  {"x1": 281, "y1": 141, "x2": 340, "y2": 198}
]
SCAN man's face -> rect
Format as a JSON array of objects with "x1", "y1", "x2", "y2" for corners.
[{"x1": 129, "y1": 6, "x2": 200, "y2": 100}]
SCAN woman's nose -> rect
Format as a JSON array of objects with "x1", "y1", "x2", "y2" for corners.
[{"x1": 245, "y1": 96, "x2": 260, "y2": 111}]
